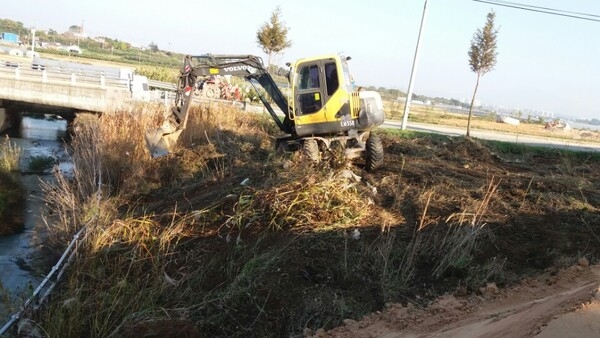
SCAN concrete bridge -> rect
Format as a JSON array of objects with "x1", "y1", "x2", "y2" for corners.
[{"x1": 0, "y1": 63, "x2": 172, "y2": 132}]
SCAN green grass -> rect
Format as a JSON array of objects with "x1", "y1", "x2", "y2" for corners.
[
  {"x1": 380, "y1": 128, "x2": 452, "y2": 142},
  {"x1": 480, "y1": 138, "x2": 600, "y2": 161},
  {"x1": 28, "y1": 155, "x2": 56, "y2": 173}
]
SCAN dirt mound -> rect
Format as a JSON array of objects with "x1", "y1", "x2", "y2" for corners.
[{"x1": 439, "y1": 136, "x2": 499, "y2": 164}]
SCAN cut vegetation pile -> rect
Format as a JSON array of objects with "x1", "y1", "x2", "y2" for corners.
[{"x1": 10, "y1": 103, "x2": 600, "y2": 337}]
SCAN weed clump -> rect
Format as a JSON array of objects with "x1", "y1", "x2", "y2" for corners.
[{"x1": 0, "y1": 135, "x2": 21, "y2": 171}]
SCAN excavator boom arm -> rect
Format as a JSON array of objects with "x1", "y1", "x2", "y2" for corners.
[
  {"x1": 146, "y1": 54, "x2": 297, "y2": 157},
  {"x1": 180, "y1": 54, "x2": 294, "y2": 134}
]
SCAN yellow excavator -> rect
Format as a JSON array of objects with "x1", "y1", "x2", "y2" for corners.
[{"x1": 146, "y1": 54, "x2": 385, "y2": 170}]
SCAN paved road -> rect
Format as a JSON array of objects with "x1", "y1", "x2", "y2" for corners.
[{"x1": 383, "y1": 120, "x2": 600, "y2": 153}]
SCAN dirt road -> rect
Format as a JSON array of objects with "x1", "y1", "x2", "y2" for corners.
[{"x1": 313, "y1": 263, "x2": 600, "y2": 338}]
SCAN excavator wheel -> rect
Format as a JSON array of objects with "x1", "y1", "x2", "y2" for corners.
[
  {"x1": 365, "y1": 133, "x2": 384, "y2": 171},
  {"x1": 303, "y1": 139, "x2": 321, "y2": 163},
  {"x1": 202, "y1": 83, "x2": 221, "y2": 99}
]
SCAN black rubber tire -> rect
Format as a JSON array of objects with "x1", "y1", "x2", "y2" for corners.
[
  {"x1": 303, "y1": 139, "x2": 320, "y2": 163},
  {"x1": 365, "y1": 133, "x2": 384, "y2": 171}
]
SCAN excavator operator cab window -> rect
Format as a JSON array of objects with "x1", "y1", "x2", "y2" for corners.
[
  {"x1": 296, "y1": 64, "x2": 322, "y2": 115},
  {"x1": 325, "y1": 62, "x2": 339, "y2": 96},
  {"x1": 299, "y1": 65, "x2": 320, "y2": 90}
]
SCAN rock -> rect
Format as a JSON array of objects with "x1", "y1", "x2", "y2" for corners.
[
  {"x1": 343, "y1": 318, "x2": 357, "y2": 327},
  {"x1": 594, "y1": 287, "x2": 600, "y2": 300},
  {"x1": 314, "y1": 328, "x2": 326, "y2": 336},
  {"x1": 577, "y1": 257, "x2": 590, "y2": 267},
  {"x1": 351, "y1": 229, "x2": 361, "y2": 240},
  {"x1": 339, "y1": 169, "x2": 361, "y2": 182},
  {"x1": 479, "y1": 282, "x2": 499, "y2": 299}
]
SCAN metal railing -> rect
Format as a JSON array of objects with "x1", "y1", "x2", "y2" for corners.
[
  {"x1": 0, "y1": 64, "x2": 130, "y2": 90},
  {"x1": 0, "y1": 226, "x2": 87, "y2": 335}
]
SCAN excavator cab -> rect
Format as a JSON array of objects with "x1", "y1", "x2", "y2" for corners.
[
  {"x1": 287, "y1": 55, "x2": 384, "y2": 137},
  {"x1": 289, "y1": 55, "x2": 360, "y2": 136}
]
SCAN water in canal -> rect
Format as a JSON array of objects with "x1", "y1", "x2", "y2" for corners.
[{"x1": 0, "y1": 115, "x2": 70, "y2": 317}]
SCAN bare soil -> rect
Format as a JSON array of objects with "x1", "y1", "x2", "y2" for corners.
[
  {"x1": 132, "y1": 128, "x2": 600, "y2": 337},
  {"x1": 312, "y1": 262, "x2": 600, "y2": 338}
]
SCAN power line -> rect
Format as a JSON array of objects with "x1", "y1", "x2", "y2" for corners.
[
  {"x1": 487, "y1": 0, "x2": 600, "y2": 18},
  {"x1": 473, "y1": 0, "x2": 600, "y2": 22}
]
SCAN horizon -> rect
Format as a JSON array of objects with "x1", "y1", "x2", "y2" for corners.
[{"x1": 5, "y1": 0, "x2": 600, "y2": 120}]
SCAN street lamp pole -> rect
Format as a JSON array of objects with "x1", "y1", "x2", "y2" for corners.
[{"x1": 401, "y1": 0, "x2": 429, "y2": 130}]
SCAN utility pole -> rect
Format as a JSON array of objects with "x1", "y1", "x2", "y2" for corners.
[
  {"x1": 31, "y1": 28, "x2": 36, "y2": 57},
  {"x1": 401, "y1": 0, "x2": 429, "y2": 130}
]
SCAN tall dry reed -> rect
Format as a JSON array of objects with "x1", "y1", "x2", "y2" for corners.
[{"x1": 0, "y1": 135, "x2": 21, "y2": 171}]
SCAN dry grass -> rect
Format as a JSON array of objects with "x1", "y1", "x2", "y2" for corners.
[
  {"x1": 0, "y1": 135, "x2": 21, "y2": 171},
  {"x1": 38, "y1": 214, "x2": 193, "y2": 337},
  {"x1": 221, "y1": 168, "x2": 373, "y2": 233},
  {"x1": 31, "y1": 101, "x2": 396, "y2": 337},
  {"x1": 36, "y1": 103, "x2": 201, "y2": 337},
  {"x1": 41, "y1": 103, "x2": 162, "y2": 244}
]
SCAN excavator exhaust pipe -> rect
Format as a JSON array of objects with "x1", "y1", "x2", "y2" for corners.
[{"x1": 145, "y1": 121, "x2": 182, "y2": 158}]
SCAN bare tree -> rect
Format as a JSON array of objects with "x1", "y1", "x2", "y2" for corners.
[
  {"x1": 256, "y1": 6, "x2": 292, "y2": 68},
  {"x1": 467, "y1": 10, "x2": 498, "y2": 137}
]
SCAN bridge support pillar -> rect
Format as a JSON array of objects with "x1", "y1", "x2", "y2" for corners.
[
  {"x1": 0, "y1": 107, "x2": 6, "y2": 133},
  {"x1": 0, "y1": 106, "x2": 21, "y2": 134},
  {"x1": 0, "y1": 100, "x2": 6, "y2": 133}
]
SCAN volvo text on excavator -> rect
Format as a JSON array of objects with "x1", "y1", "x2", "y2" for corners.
[{"x1": 145, "y1": 54, "x2": 386, "y2": 170}]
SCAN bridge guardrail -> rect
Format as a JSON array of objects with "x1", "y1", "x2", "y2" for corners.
[
  {"x1": 0, "y1": 64, "x2": 129, "y2": 90},
  {"x1": 147, "y1": 79, "x2": 176, "y2": 91},
  {"x1": 0, "y1": 65, "x2": 182, "y2": 93}
]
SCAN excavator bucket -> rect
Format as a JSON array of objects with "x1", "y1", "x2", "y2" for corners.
[
  {"x1": 145, "y1": 121, "x2": 182, "y2": 158},
  {"x1": 145, "y1": 55, "x2": 196, "y2": 158}
]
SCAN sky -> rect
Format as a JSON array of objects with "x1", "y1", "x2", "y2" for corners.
[{"x1": 7, "y1": 0, "x2": 600, "y2": 119}]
